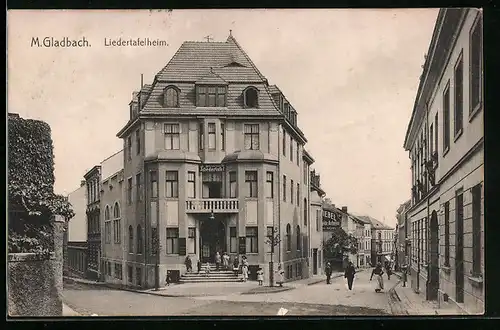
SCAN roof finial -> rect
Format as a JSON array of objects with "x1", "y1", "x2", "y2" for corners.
[
  {"x1": 229, "y1": 29, "x2": 232, "y2": 37},
  {"x1": 204, "y1": 35, "x2": 213, "y2": 42}
]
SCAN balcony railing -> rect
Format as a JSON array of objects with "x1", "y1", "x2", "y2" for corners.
[{"x1": 185, "y1": 198, "x2": 239, "y2": 213}]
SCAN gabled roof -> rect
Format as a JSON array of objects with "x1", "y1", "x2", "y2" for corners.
[
  {"x1": 351, "y1": 215, "x2": 372, "y2": 225},
  {"x1": 357, "y1": 215, "x2": 394, "y2": 230},
  {"x1": 156, "y1": 35, "x2": 266, "y2": 83}
]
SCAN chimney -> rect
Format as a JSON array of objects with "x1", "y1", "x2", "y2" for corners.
[
  {"x1": 342, "y1": 206, "x2": 348, "y2": 213},
  {"x1": 80, "y1": 180, "x2": 86, "y2": 187}
]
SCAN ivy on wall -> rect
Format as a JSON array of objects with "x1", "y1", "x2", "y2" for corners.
[{"x1": 8, "y1": 115, "x2": 74, "y2": 253}]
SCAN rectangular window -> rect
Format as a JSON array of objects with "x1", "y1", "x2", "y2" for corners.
[
  {"x1": 221, "y1": 123, "x2": 225, "y2": 150},
  {"x1": 266, "y1": 172, "x2": 273, "y2": 198},
  {"x1": 443, "y1": 84, "x2": 450, "y2": 151},
  {"x1": 303, "y1": 161, "x2": 308, "y2": 182},
  {"x1": 454, "y1": 55, "x2": 464, "y2": 136},
  {"x1": 208, "y1": 87, "x2": 217, "y2": 107},
  {"x1": 197, "y1": 86, "x2": 207, "y2": 107},
  {"x1": 164, "y1": 123, "x2": 180, "y2": 150},
  {"x1": 137, "y1": 226, "x2": 143, "y2": 255},
  {"x1": 229, "y1": 172, "x2": 237, "y2": 198},
  {"x1": 136, "y1": 173, "x2": 142, "y2": 202},
  {"x1": 246, "y1": 227, "x2": 258, "y2": 253},
  {"x1": 316, "y1": 209, "x2": 321, "y2": 232},
  {"x1": 283, "y1": 175, "x2": 287, "y2": 202},
  {"x1": 115, "y1": 263, "x2": 122, "y2": 280},
  {"x1": 166, "y1": 228, "x2": 179, "y2": 254},
  {"x1": 165, "y1": 171, "x2": 179, "y2": 198},
  {"x1": 128, "y1": 265, "x2": 133, "y2": 283},
  {"x1": 245, "y1": 171, "x2": 258, "y2": 198},
  {"x1": 470, "y1": 15, "x2": 483, "y2": 114},
  {"x1": 187, "y1": 171, "x2": 196, "y2": 198},
  {"x1": 429, "y1": 124, "x2": 434, "y2": 156},
  {"x1": 217, "y1": 87, "x2": 226, "y2": 107},
  {"x1": 283, "y1": 131, "x2": 286, "y2": 156},
  {"x1": 435, "y1": 113, "x2": 439, "y2": 157},
  {"x1": 127, "y1": 178, "x2": 132, "y2": 204},
  {"x1": 290, "y1": 138, "x2": 293, "y2": 161},
  {"x1": 297, "y1": 183, "x2": 300, "y2": 206},
  {"x1": 150, "y1": 171, "x2": 158, "y2": 198},
  {"x1": 127, "y1": 136, "x2": 132, "y2": 161},
  {"x1": 290, "y1": 179, "x2": 294, "y2": 204},
  {"x1": 208, "y1": 123, "x2": 216, "y2": 149},
  {"x1": 188, "y1": 227, "x2": 196, "y2": 254},
  {"x1": 199, "y1": 122, "x2": 204, "y2": 150},
  {"x1": 244, "y1": 124, "x2": 260, "y2": 150},
  {"x1": 296, "y1": 143, "x2": 300, "y2": 165},
  {"x1": 472, "y1": 184, "x2": 482, "y2": 275},
  {"x1": 136, "y1": 130, "x2": 141, "y2": 155},
  {"x1": 230, "y1": 227, "x2": 237, "y2": 253}
]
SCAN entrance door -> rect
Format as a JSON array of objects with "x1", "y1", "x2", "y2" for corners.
[
  {"x1": 312, "y1": 249, "x2": 318, "y2": 275},
  {"x1": 200, "y1": 219, "x2": 226, "y2": 263},
  {"x1": 455, "y1": 193, "x2": 465, "y2": 303},
  {"x1": 429, "y1": 211, "x2": 439, "y2": 300}
]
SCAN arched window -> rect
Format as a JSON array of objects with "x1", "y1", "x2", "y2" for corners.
[
  {"x1": 303, "y1": 198, "x2": 308, "y2": 226},
  {"x1": 137, "y1": 225, "x2": 143, "y2": 254},
  {"x1": 296, "y1": 225, "x2": 301, "y2": 251},
  {"x1": 104, "y1": 205, "x2": 110, "y2": 220},
  {"x1": 113, "y1": 202, "x2": 120, "y2": 219},
  {"x1": 244, "y1": 87, "x2": 259, "y2": 108},
  {"x1": 286, "y1": 224, "x2": 291, "y2": 251},
  {"x1": 164, "y1": 86, "x2": 179, "y2": 108},
  {"x1": 129, "y1": 225, "x2": 134, "y2": 253}
]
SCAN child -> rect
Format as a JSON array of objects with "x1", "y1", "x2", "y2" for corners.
[
  {"x1": 165, "y1": 271, "x2": 171, "y2": 286},
  {"x1": 197, "y1": 260, "x2": 202, "y2": 274},
  {"x1": 204, "y1": 262, "x2": 211, "y2": 277},
  {"x1": 257, "y1": 268, "x2": 264, "y2": 286},
  {"x1": 276, "y1": 265, "x2": 285, "y2": 287}
]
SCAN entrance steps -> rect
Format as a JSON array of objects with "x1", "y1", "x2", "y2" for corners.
[{"x1": 179, "y1": 264, "x2": 241, "y2": 283}]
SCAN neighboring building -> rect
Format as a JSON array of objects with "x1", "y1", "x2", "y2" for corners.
[
  {"x1": 403, "y1": 8, "x2": 483, "y2": 314},
  {"x1": 99, "y1": 150, "x2": 126, "y2": 286},
  {"x1": 309, "y1": 169, "x2": 325, "y2": 276},
  {"x1": 357, "y1": 216, "x2": 394, "y2": 265},
  {"x1": 113, "y1": 32, "x2": 315, "y2": 288},
  {"x1": 395, "y1": 200, "x2": 411, "y2": 270},
  {"x1": 84, "y1": 166, "x2": 102, "y2": 280},
  {"x1": 321, "y1": 201, "x2": 343, "y2": 270},
  {"x1": 352, "y1": 215, "x2": 373, "y2": 267},
  {"x1": 65, "y1": 181, "x2": 88, "y2": 278}
]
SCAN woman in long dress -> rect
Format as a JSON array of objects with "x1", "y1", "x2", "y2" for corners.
[
  {"x1": 276, "y1": 264, "x2": 285, "y2": 287},
  {"x1": 370, "y1": 262, "x2": 385, "y2": 292},
  {"x1": 241, "y1": 256, "x2": 249, "y2": 282}
]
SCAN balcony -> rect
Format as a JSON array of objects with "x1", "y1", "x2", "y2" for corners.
[{"x1": 185, "y1": 198, "x2": 239, "y2": 213}]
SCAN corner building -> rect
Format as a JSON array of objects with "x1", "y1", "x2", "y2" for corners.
[{"x1": 116, "y1": 33, "x2": 314, "y2": 287}]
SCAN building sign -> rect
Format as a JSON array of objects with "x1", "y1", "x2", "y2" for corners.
[
  {"x1": 238, "y1": 237, "x2": 246, "y2": 255},
  {"x1": 200, "y1": 164, "x2": 225, "y2": 173},
  {"x1": 322, "y1": 209, "x2": 342, "y2": 231}
]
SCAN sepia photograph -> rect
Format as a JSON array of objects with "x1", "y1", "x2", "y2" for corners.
[{"x1": 7, "y1": 8, "x2": 484, "y2": 317}]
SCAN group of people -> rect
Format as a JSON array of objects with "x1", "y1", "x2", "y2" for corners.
[{"x1": 323, "y1": 259, "x2": 394, "y2": 293}]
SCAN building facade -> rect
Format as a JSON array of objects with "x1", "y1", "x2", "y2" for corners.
[
  {"x1": 112, "y1": 33, "x2": 315, "y2": 288},
  {"x1": 84, "y1": 166, "x2": 102, "y2": 280},
  {"x1": 65, "y1": 182, "x2": 88, "y2": 277},
  {"x1": 356, "y1": 216, "x2": 394, "y2": 265},
  {"x1": 403, "y1": 8, "x2": 483, "y2": 314},
  {"x1": 395, "y1": 200, "x2": 411, "y2": 270},
  {"x1": 309, "y1": 169, "x2": 325, "y2": 276},
  {"x1": 352, "y1": 216, "x2": 373, "y2": 267}
]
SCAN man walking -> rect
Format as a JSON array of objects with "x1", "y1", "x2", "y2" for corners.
[
  {"x1": 325, "y1": 262, "x2": 332, "y2": 284},
  {"x1": 344, "y1": 261, "x2": 356, "y2": 290}
]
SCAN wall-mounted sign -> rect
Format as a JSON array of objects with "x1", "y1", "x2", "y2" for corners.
[
  {"x1": 322, "y1": 209, "x2": 342, "y2": 231},
  {"x1": 200, "y1": 164, "x2": 225, "y2": 173},
  {"x1": 178, "y1": 238, "x2": 186, "y2": 256},
  {"x1": 238, "y1": 237, "x2": 246, "y2": 255}
]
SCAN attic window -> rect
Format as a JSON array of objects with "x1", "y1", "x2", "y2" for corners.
[
  {"x1": 164, "y1": 86, "x2": 179, "y2": 108},
  {"x1": 197, "y1": 86, "x2": 226, "y2": 107},
  {"x1": 244, "y1": 87, "x2": 259, "y2": 108}
]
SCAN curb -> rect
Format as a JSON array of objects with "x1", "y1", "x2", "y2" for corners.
[{"x1": 241, "y1": 286, "x2": 293, "y2": 295}]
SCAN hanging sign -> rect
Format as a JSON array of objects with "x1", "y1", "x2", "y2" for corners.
[{"x1": 322, "y1": 209, "x2": 342, "y2": 230}]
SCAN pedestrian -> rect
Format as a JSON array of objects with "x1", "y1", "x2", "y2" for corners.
[
  {"x1": 385, "y1": 262, "x2": 392, "y2": 280},
  {"x1": 204, "y1": 261, "x2": 211, "y2": 277},
  {"x1": 215, "y1": 252, "x2": 221, "y2": 271},
  {"x1": 325, "y1": 262, "x2": 332, "y2": 284},
  {"x1": 370, "y1": 262, "x2": 385, "y2": 293},
  {"x1": 257, "y1": 267, "x2": 264, "y2": 286},
  {"x1": 233, "y1": 257, "x2": 239, "y2": 276},
  {"x1": 241, "y1": 256, "x2": 249, "y2": 282},
  {"x1": 197, "y1": 259, "x2": 202, "y2": 274},
  {"x1": 276, "y1": 264, "x2": 285, "y2": 287},
  {"x1": 223, "y1": 252, "x2": 230, "y2": 270},
  {"x1": 344, "y1": 261, "x2": 356, "y2": 290},
  {"x1": 401, "y1": 263, "x2": 408, "y2": 287},
  {"x1": 165, "y1": 271, "x2": 171, "y2": 286},
  {"x1": 185, "y1": 255, "x2": 192, "y2": 273}
]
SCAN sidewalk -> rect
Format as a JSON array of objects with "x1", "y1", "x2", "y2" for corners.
[
  {"x1": 62, "y1": 303, "x2": 81, "y2": 316},
  {"x1": 391, "y1": 272, "x2": 467, "y2": 316}
]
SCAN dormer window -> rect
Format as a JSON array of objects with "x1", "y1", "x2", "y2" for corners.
[
  {"x1": 244, "y1": 87, "x2": 259, "y2": 108},
  {"x1": 284, "y1": 102, "x2": 290, "y2": 117},
  {"x1": 163, "y1": 86, "x2": 179, "y2": 108},
  {"x1": 197, "y1": 85, "x2": 226, "y2": 107}
]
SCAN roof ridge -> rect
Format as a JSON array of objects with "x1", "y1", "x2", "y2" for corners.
[{"x1": 226, "y1": 35, "x2": 266, "y2": 81}]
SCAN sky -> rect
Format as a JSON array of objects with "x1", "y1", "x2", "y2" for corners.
[{"x1": 7, "y1": 9, "x2": 439, "y2": 227}]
